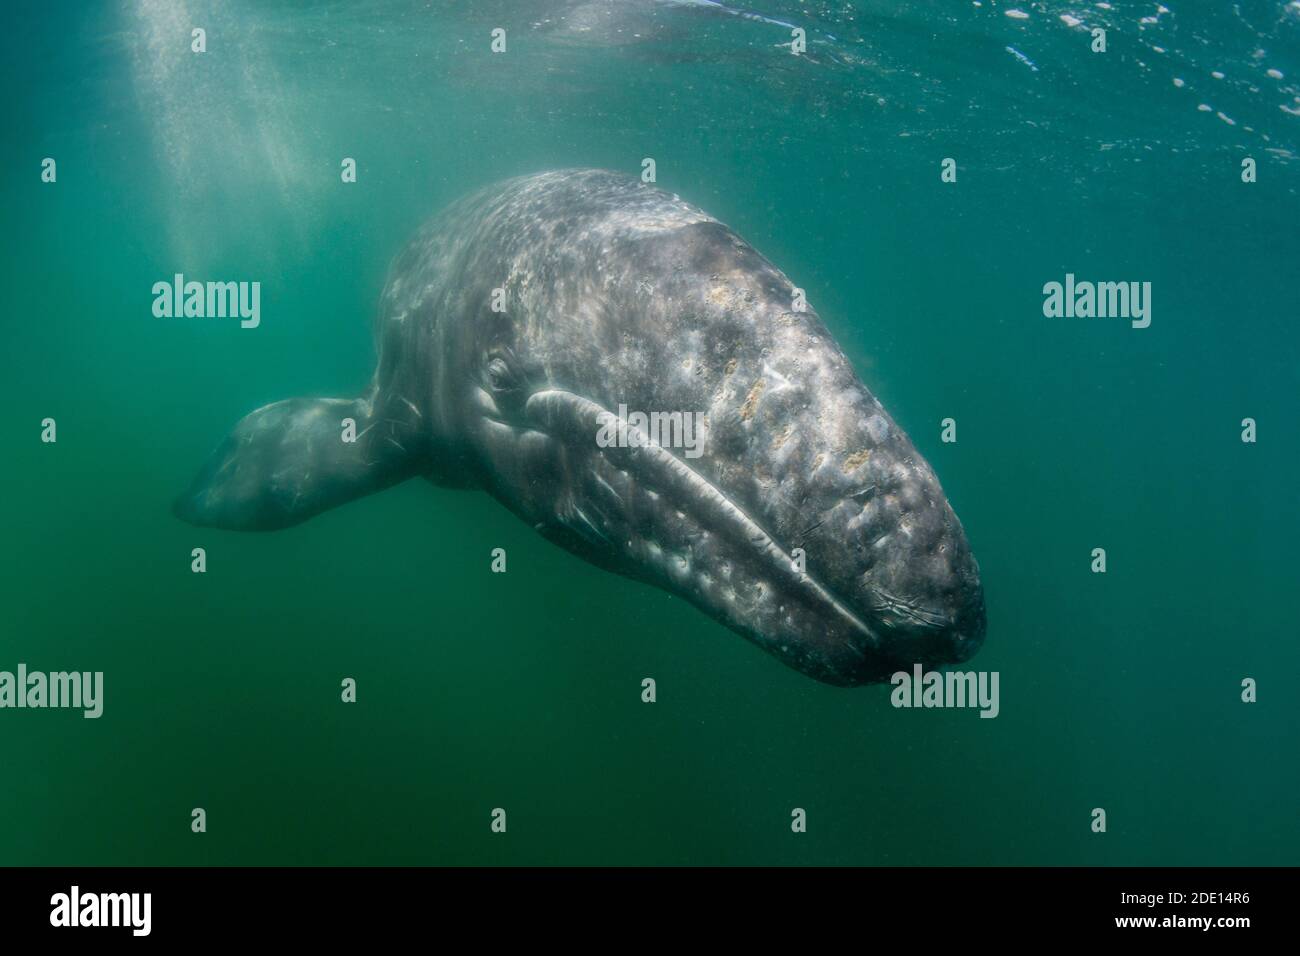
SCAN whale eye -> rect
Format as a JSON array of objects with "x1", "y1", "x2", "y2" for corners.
[
  {"x1": 485, "y1": 353, "x2": 526, "y2": 398},
  {"x1": 487, "y1": 356, "x2": 510, "y2": 389}
]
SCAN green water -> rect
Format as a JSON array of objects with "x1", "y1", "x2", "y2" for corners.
[{"x1": 2, "y1": 1, "x2": 1297, "y2": 866}]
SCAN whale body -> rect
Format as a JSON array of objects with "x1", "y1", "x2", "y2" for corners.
[{"x1": 174, "y1": 169, "x2": 986, "y2": 685}]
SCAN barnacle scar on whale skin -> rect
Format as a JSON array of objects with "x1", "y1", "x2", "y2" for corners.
[{"x1": 173, "y1": 169, "x2": 986, "y2": 686}]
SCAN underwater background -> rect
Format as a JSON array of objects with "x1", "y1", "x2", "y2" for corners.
[{"x1": 2, "y1": 0, "x2": 1297, "y2": 866}]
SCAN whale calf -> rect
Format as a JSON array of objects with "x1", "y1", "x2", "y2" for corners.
[{"x1": 174, "y1": 169, "x2": 985, "y2": 685}]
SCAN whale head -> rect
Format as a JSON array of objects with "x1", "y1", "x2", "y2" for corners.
[{"x1": 438, "y1": 174, "x2": 986, "y2": 685}]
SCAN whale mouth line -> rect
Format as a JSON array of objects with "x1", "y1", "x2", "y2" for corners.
[{"x1": 518, "y1": 386, "x2": 887, "y2": 651}]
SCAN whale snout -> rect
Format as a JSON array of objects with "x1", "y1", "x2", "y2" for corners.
[
  {"x1": 793, "y1": 444, "x2": 986, "y2": 685},
  {"x1": 851, "y1": 544, "x2": 987, "y2": 680}
]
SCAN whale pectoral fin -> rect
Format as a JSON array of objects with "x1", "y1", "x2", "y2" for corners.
[{"x1": 173, "y1": 395, "x2": 423, "y2": 531}]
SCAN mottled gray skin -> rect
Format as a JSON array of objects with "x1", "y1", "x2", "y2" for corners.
[{"x1": 175, "y1": 169, "x2": 985, "y2": 685}]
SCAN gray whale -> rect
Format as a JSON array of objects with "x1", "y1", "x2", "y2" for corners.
[{"x1": 174, "y1": 169, "x2": 985, "y2": 685}]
